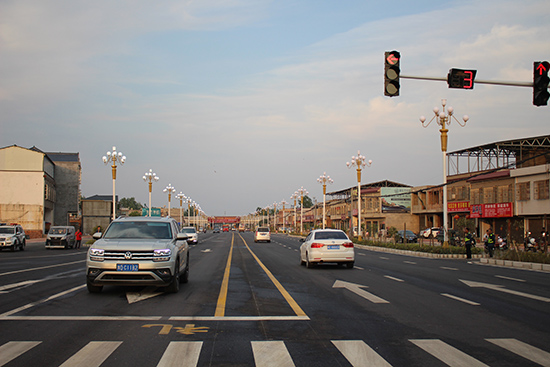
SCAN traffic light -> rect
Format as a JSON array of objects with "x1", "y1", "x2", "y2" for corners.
[
  {"x1": 533, "y1": 61, "x2": 549, "y2": 106},
  {"x1": 447, "y1": 68, "x2": 477, "y2": 89},
  {"x1": 384, "y1": 51, "x2": 400, "y2": 97}
]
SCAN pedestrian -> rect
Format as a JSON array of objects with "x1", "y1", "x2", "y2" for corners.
[
  {"x1": 464, "y1": 227, "x2": 475, "y2": 259},
  {"x1": 485, "y1": 228, "x2": 496, "y2": 258},
  {"x1": 75, "y1": 228, "x2": 82, "y2": 249}
]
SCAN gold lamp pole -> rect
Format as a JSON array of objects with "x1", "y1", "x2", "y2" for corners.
[
  {"x1": 347, "y1": 151, "x2": 372, "y2": 240},
  {"x1": 142, "y1": 169, "x2": 159, "y2": 217},
  {"x1": 297, "y1": 186, "x2": 308, "y2": 235},
  {"x1": 163, "y1": 184, "x2": 176, "y2": 218},
  {"x1": 175, "y1": 192, "x2": 186, "y2": 227},
  {"x1": 420, "y1": 99, "x2": 469, "y2": 246},
  {"x1": 291, "y1": 192, "x2": 299, "y2": 233},
  {"x1": 317, "y1": 172, "x2": 334, "y2": 229},
  {"x1": 102, "y1": 146, "x2": 126, "y2": 221}
]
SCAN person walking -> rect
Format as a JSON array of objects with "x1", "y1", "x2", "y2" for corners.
[
  {"x1": 75, "y1": 228, "x2": 82, "y2": 249},
  {"x1": 464, "y1": 227, "x2": 475, "y2": 259},
  {"x1": 485, "y1": 228, "x2": 496, "y2": 258}
]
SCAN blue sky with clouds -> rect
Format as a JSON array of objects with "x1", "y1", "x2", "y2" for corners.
[{"x1": 1, "y1": 0, "x2": 549, "y2": 216}]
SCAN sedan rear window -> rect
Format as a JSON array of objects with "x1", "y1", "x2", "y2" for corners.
[
  {"x1": 104, "y1": 222, "x2": 172, "y2": 239},
  {"x1": 314, "y1": 231, "x2": 348, "y2": 240}
]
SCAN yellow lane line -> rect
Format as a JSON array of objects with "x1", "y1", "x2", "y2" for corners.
[
  {"x1": 214, "y1": 233, "x2": 234, "y2": 317},
  {"x1": 239, "y1": 233, "x2": 307, "y2": 317}
]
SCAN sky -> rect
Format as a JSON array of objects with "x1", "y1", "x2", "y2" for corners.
[{"x1": 1, "y1": 0, "x2": 549, "y2": 216}]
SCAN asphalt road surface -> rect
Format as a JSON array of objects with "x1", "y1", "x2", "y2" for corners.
[{"x1": 1, "y1": 232, "x2": 549, "y2": 366}]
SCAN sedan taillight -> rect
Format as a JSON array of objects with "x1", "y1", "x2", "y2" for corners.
[
  {"x1": 342, "y1": 242, "x2": 354, "y2": 248},
  {"x1": 311, "y1": 243, "x2": 324, "y2": 248}
]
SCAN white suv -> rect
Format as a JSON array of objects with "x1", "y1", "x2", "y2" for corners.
[
  {"x1": 0, "y1": 225, "x2": 27, "y2": 251},
  {"x1": 180, "y1": 227, "x2": 198, "y2": 244},
  {"x1": 86, "y1": 217, "x2": 190, "y2": 293},
  {"x1": 254, "y1": 227, "x2": 271, "y2": 243}
]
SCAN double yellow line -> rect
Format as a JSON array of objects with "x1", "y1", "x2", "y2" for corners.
[{"x1": 215, "y1": 233, "x2": 306, "y2": 318}]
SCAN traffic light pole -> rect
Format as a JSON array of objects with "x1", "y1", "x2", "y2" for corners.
[{"x1": 401, "y1": 75, "x2": 534, "y2": 87}]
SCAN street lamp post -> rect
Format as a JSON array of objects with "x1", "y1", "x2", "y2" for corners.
[
  {"x1": 347, "y1": 151, "x2": 372, "y2": 240},
  {"x1": 291, "y1": 192, "x2": 299, "y2": 233},
  {"x1": 163, "y1": 184, "x2": 176, "y2": 217},
  {"x1": 186, "y1": 197, "x2": 192, "y2": 226},
  {"x1": 297, "y1": 186, "x2": 308, "y2": 235},
  {"x1": 102, "y1": 146, "x2": 126, "y2": 221},
  {"x1": 420, "y1": 99, "x2": 469, "y2": 246},
  {"x1": 317, "y1": 172, "x2": 334, "y2": 229},
  {"x1": 142, "y1": 169, "x2": 159, "y2": 217},
  {"x1": 280, "y1": 200, "x2": 287, "y2": 233},
  {"x1": 175, "y1": 192, "x2": 186, "y2": 227}
]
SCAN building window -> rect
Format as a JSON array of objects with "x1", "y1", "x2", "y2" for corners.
[
  {"x1": 517, "y1": 182, "x2": 530, "y2": 201},
  {"x1": 534, "y1": 179, "x2": 549, "y2": 200}
]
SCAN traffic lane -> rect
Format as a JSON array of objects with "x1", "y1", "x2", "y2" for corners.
[
  {"x1": 250, "y1": 237, "x2": 549, "y2": 365},
  {"x1": 356, "y1": 249, "x2": 550, "y2": 325}
]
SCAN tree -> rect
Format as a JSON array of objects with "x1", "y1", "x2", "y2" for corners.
[
  {"x1": 302, "y1": 195, "x2": 313, "y2": 208},
  {"x1": 119, "y1": 197, "x2": 143, "y2": 210}
]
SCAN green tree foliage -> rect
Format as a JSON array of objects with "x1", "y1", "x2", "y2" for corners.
[
  {"x1": 119, "y1": 197, "x2": 143, "y2": 210},
  {"x1": 302, "y1": 195, "x2": 313, "y2": 208}
]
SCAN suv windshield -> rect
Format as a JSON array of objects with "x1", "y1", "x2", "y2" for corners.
[
  {"x1": 0, "y1": 227, "x2": 16, "y2": 234},
  {"x1": 104, "y1": 221, "x2": 172, "y2": 239},
  {"x1": 49, "y1": 228, "x2": 67, "y2": 235},
  {"x1": 181, "y1": 228, "x2": 197, "y2": 234},
  {"x1": 314, "y1": 231, "x2": 348, "y2": 240}
]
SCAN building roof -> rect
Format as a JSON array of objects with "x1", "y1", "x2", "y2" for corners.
[
  {"x1": 327, "y1": 180, "x2": 411, "y2": 198},
  {"x1": 85, "y1": 195, "x2": 119, "y2": 201},
  {"x1": 46, "y1": 152, "x2": 80, "y2": 162}
]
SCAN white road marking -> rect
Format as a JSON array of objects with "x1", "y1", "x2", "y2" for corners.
[
  {"x1": 0, "y1": 260, "x2": 86, "y2": 277},
  {"x1": 358, "y1": 253, "x2": 366, "y2": 256},
  {"x1": 157, "y1": 341, "x2": 203, "y2": 367},
  {"x1": 332, "y1": 340, "x2": 392, "y2": 367},
  {"x1": 495, "y1": 275, "x2": 526, "y2": 282},
  {"x1": 0, "y1": 341, "x2": 41, "y2": 366},
  {"x1": 252, "y1": 341, "x2": 295, "y2": 367},
  {"x1": 441, "y1": 293, "x2": 480, "y2": 306},
  {"x1": 201, "y1": 249, "x2": 212, "y2": 253},
  {"x1": 59, "y1": 341, "x2": 122, "y2": 367},
  {"x1": 354, "y1": 266, "x2": 364, "y2": 270},
  {"x1": 460, "y1": 279, "x2": 550, "y2": 302},
  {"x1": 487, "y1": 338, "x2": 550, "y2": 366},
  {"x1": 333, "y1": 280, "x2": 389, "y2": 304},
  {"x1": 440, "y1": 267, "x2": 459, "y2": 271},
  {"x1": 384, "y1": 275, "x2": 404, "y2": 282},
  {"x1": 404, "y1": 261, "x2": 416, "y2": 265},
  {"x1": 126, "y1": 287, "x2": 163, "y2": 304},
  {"x1": 410, "y1": 339, "x2": 489, "y2": 366},
  {"x1": 0, "y1": 315, "x2": 310, "y2": 322}
]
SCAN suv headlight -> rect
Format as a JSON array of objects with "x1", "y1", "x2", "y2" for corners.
[
  {"x1": 153, "y1": 249, "x2": 171, "y2": 262},
  {"x1": 89, "y1": 248, "x2": 104, "y2": 261}
]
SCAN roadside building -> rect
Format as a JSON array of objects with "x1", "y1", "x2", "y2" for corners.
[{"x1": 81, "y1": 195, "x2": 117, "y2": 235}]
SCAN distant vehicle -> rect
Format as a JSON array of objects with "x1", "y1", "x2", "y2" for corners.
[
  {"x1": 180, "y1": 227, "x2": 198, "y2": 244},
  {"x1": 213, "y1": 226, "x2": 221, "y2": 233},
  {"x1": 0, "y1": 224, "x2": 27, "y2": 251},
  {"x1": 222, "y1": 224, "x2": 230, "y2": 232},
  {"x1": 396, "y1": 230, "x2": 418, "y2": 243},
  {"x1": 420, "y1": 227, "x2": 442, "y2": 238},
  {"x1": 45, "y1": 226, "x2": 76, "y2": 249},
  {"x1": 254, "y1": 227, "x2": 271, "y2": 243},
  {"x1": 300, "y1": 229, "x2": 354, "y2": 268},
  {"x1": 86, "y1": 216, "x2": 189, "y2": 293},
  {"x1": 239, "y1": 224, "x2": 245, "y2": 232}
]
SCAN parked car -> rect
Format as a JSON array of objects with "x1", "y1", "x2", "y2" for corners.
[
  {"x1": 254, "y1": 227, "x2": 271, "y2": 243},
  {"x1": 45, "y1": 226, "x2": 76, "y2": 249},
  {"x1": 86, "y1": 216, "x2": 190, "y2": 293},
  {"x1": 180, "y1": 227, "x2": 198, "y2": 244},
  {"x1": 396, "y1": 230, "x2": 418, "y2": 243},
  {"x1": 420, "y1": 227, "x2": 442, "y2": 238},
  {"x1": 300, "y1": 229, "x2": 355, "y2": 268},
  {"x1": 0, "y1": 224, "x2": 27, "y2": 251}
]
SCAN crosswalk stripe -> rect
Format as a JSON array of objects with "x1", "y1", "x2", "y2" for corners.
[
  {"x1": 0, "y1": 341, "x2": 41, "y2": 367},
  {"x1": 157, "y1": 341, "x2": 203, "y2": 367},
  {"x1": 332, "y1": 340, "x2": 392, "y2": 367},
  {"x1": 251, "y1": 341, "x2": 295, "y2": 367},
  {"x1": 59, "y1": 341, "x2": 122, "y2": 367},
  {"x1": 487, "y1": 338, "x2": 550, "y2": 366},
  {"x1": 410, "y1": 339, "x2": 489, "y2": 367}
]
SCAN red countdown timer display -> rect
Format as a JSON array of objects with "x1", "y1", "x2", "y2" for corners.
[{"x1": 447, "y1": 68, "x2": 477, "y2": 89}]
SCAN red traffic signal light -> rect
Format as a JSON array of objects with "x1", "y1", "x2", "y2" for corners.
[
  {"x1": 384, "y1": 51, "x2": 400, "y2": 97},
  {"x1": 533, "y1": 61, "x2": 549, "y2": 106},
  {"x1": 447, "y1": 69, "x2": 477, "y2": 89}
]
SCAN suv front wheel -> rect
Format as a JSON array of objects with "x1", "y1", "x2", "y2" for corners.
[
  {"x1": 87, "y1": 280, "x2": 103, "y2": 293},
  {"x1": 165, "y1": 260, "x2": 180, "y2": 293}
]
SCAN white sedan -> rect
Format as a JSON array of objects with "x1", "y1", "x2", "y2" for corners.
[{"x1": 300, "y1": 229, "x2": 355, "y2": 268}]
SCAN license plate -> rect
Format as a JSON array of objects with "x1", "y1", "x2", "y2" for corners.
[
  {"x1": 117, "y1": 264, "x2": 139, "y2": 271},
  {"x1": 327, "y1": 245, "x2": 340, "y2": 250}
]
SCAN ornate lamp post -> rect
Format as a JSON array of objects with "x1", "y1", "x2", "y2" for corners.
[
  {"x1": 186, "y1": 197, "x2": 193, "y2": 226},
  {"x1": 142, "y1": 169, "x2": 159, "y2": 217},
  {"x1": 163, "y1": 184, "x2": 176, "y2": 217},
  {"x1": 175, "y1": 192, "x2": 186, "y2": 227},
  {"x1": 297, "y1": 186, "x2": 308, "y2": 235},
  {"x1": 291, "y1": 192, "x2": 299, "y2": 233},
  {"x1": 317, "y1": 172, "x2": 334, "y2": 229},
  {"x1": 102, "y1": 146, "x2": 126, "y2": 221},
  {"x1": 420, "y1": 99, "x2": 469, "y2": 245},
  {"x1": 280, "y1": 200, "x2": 287, "y2": 233},
  {"x1": 347, "y1": 151, "x2": 372, "y2": 240}
]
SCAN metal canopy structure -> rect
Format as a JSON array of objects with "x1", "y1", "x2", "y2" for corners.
[
  {"x1": 327, "y1": 180, "x2": 411, "y2": 200},
  {"x1": 448, "y1": 134, "x2": 550, "y2": 176}
]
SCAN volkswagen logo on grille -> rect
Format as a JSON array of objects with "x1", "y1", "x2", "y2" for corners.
[{"x1": 124, "y1": 251, "x2": 133, "y2": 260}]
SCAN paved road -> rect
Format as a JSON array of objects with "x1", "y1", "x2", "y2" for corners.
[{"x1": 1, "y1": 232, "x2": 549, "y2": 366}]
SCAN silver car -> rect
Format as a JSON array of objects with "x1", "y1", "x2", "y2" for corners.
[
  {"x1": 0, "y1": 225, "x2": 27, "y2": 251},
  {"x1": 254, "y1": 227, "x2": 271, "y2": 243},
  {"x1": 180, "y1": 227, "x2": 198, "y2": 244},
  {"x1": 86, "y1": 217, "x2": 189, "y2": 293},
  {"x1": 300, "y1": 229, "x2": 355, "y2": 268},
  {"x1": 45, "y1": 226, "x2": 76, "y2": 249}
]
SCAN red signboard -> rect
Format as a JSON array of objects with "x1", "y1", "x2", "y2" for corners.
[
  {"x1": 448, "y1": 201, "x2": 470, "y2": 212},
  {"x1": 469, "y1": 203, "x2": 513, "y2": 218},
  {"x1": 209, "y1": 216, "x2": 240, "y2": 224}
]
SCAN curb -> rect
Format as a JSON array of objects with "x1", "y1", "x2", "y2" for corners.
[
  {"x1": 355, "y1": 244, "x2": 483, "y2": 259},
  {"x1": 479, "y1": 258, "x2": 550, "y2": 272}
]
